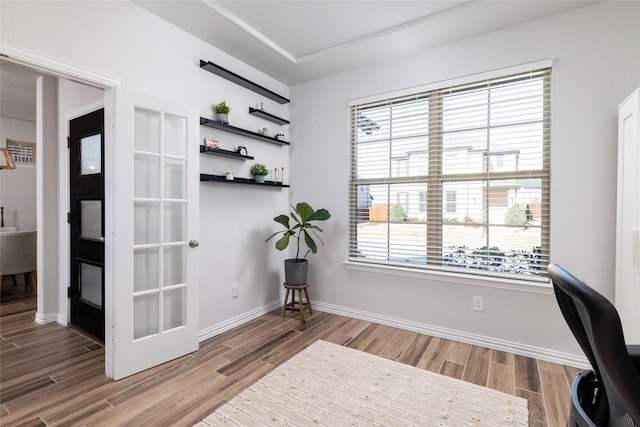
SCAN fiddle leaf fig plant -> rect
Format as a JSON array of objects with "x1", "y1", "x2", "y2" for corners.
[{"x1": 266, "y1": 202, "x2": 331, "y2": 260}]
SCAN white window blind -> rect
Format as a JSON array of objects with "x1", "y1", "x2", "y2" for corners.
[{"x1": 349, "y1": 68, "x2": 550, "y2": 281}]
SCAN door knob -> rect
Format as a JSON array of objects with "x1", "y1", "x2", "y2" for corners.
[{"x1": 189, "y1": 240, "x2": 199, "y2": 248}]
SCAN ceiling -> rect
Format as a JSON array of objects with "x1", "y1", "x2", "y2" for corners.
[
  {"x1": 0, "y1": 61, "x2": 40, "y2": 122},
  {"x1": 2, "y1": 1, "x2": 597, "y2": 122},
  {"x1": 134, "y1": 0, "x2": 597, "y2": 85}
]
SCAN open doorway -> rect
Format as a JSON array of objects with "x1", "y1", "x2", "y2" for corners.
[
  {"x1": 0, "y1": 59, "x2": 104, "y2": 334},
  {"x1": 0, "y1": 62, "x2": 39, "y2": 306}
]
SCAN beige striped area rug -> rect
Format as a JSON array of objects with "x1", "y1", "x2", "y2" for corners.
[{"x1": 196, "y1": 340, "x2": 528, "y2": 426}]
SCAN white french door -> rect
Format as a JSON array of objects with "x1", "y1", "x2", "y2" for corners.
[{"x1": 109, "y1": 87, "x2": 199, "y2": 380}]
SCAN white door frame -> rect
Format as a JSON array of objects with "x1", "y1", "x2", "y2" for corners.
[{"x1": 1, "y1": 42, "x2": 122, "y2": 375}]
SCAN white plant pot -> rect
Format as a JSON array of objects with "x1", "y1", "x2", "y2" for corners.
[
  {"x1": 254, "y1": 175, "x2": 266, "y2": 183},
  {"x1": 216, "y1": 113, "x2": 228, "y2": 124}
]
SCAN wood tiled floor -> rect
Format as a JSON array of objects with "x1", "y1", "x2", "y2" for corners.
[{"x1": 0, "y1": 290, "x2": 579, "y2": 426}]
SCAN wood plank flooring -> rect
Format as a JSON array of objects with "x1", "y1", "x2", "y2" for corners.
[{"x1": 0, "y1": 293, "x2": 580, "y2": 426}]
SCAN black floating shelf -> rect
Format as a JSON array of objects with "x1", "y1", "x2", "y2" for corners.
[
  {"x1": 200, "y1": 174, "x2": 289, "y2": 188},
  {"x1": 200, "y1": 60, "x2": 290, "y2": 105},
  {"x1": 249, "y1": 107, "x2": 290, "y2": 125},
  {"x1": 200, "y1": 145, "x2": 254, "y2": 160},
  {"x1": 200, "y1": 117, "x2": 290, "y2": 146}
]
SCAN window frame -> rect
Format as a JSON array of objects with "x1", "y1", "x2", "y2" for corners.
[{"x1": 348, "y1": 61, "x2": 552, "y2": 283}]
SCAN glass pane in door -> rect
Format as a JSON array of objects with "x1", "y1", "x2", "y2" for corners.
[
  {"x1": 80, "y1": 134, "x2": 101, "y2": 175},
  {"x1": 134, "y1": 108, "x2": 161, "y2": 153},
  {"x1": 163, "y1": 158, "x2": 186, "y2": 199},
  {"x1": 163, "y1": 245, "x2": 185, "y2": 286},
  {"x1": 164, "y1": 114, "x2": 186, "y2": 157},
  {"x1": 79, "y1": 262, "x2": 102, "y2": 308},
  {"x1": 163, "y1": 287, "x2": 186, "y2": 331},
  {"x1": 134, "y1": 154, "x2": 160, "y2": 198},
  {"x1": 163, "y1": 202, "x2": 185, "y2": 243},
  {"x1": 134, "y1": 248, "x2": 159, "y2": 292},
  {"x1": 134, "y1": 293, "x2": 159, "y2": 339},
  {"x1": 80, "y1": 200, "x2": 102, "y2": 240},
  {"x1": 134, "y1": 201, "x2": 159, "y2": 245}
]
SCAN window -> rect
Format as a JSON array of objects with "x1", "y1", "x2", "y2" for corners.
[
  {"x1": 445, "y1": 191, "x2": 457, "y2": 213},
  {"x1": 349, "y1": 68, "x2": 550, "y2": 281}
]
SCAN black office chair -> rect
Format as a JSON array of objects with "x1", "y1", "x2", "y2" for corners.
[{"x1": 548, "y1": 264, "x2": 640, "y2": 427}]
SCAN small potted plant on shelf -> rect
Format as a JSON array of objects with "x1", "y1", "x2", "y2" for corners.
[
  {"x1": 250, "y1": 163, "x2": 269, "y2": 183},
  {"x1": 266, "y1": 202, "x2": 331, "y2": 285},
  {"x1": 213, "y1": 100, "x2": 230, "y2": 124}
]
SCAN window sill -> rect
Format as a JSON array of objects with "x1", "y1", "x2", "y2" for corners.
[{"x1": 343, "y1": 260, "x2": 553, "y2": 294}]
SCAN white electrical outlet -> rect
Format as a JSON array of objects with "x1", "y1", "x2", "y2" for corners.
[
  {"x1": 473, "y1": 296, "x2": 484, "y2": 311},
  {"x1": 232, "y1": 283, "x2": 239, "y2": 298}
]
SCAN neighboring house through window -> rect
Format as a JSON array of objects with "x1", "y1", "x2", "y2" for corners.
[
  {"x1": 349, "y1": 65, "x2": 550, "y2": 280},
  {"x1": 445, "y1": 191, "x2": 457, "y2": 214}
]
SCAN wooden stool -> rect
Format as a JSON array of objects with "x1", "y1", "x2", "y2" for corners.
[{"x1": 282, "y1": 282, "x2": 313, "y2": 321}]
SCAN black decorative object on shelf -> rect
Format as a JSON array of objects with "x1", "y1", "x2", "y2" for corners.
[
  {"x1": 200, "y1": 145, "x2": 254, "y2": 160},
  {"x1": 248, "y1": 107, "x2": 290, "y2": 125},
  {"x1": 200, "y1": 117, "x2": 290, "y2": 146},
  {"x1": 200, "y1": 173, "x2": 289, "y2": 188},
  {"x1": 200, "y1": 60, "x2": 290, "y2": 105}
]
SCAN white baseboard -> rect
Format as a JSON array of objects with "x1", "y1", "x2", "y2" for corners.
[
  {"x1": 195, "y1": 299, "x2": 588, "y2": 368},
  {"x1": 198, "y1": 300, "x2": 282, "y2": 342},
  {"x1": 313, "y1": 301, "x2": 590, "y2": 369},
  {"x1": 38, "y1": 299, "x2": 588, "y2": 368},
  {"x1": 34, "y1": 311, "x2": 59, "y2": 325}
]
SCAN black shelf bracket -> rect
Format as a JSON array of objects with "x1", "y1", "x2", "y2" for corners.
[
  {"x1": 200, "y1": 145, "x2": 254, "y2": 160},
  {"x1": 200, "y1": 174, "x2": 289, "y2": 188},
  {"x1": 248, "y1": 107, "x2": 290, "y2": 125},
  {"x1": 200, "y1": 117, "x2": 290, "y2": 146},
  {"x1": 200, "y1": 60, "x2": 290, "y2": 105}
]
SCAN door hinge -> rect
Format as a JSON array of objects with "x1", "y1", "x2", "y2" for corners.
[
  {"x1": 67, "y1": 212, "x2": 71, "y2": 223},
  {"x1": 67, "y1": 287, "x2": 72, "y2": 298},
  {"x1": 67, "y1": 136, "x2": 70, "y2": 148}
]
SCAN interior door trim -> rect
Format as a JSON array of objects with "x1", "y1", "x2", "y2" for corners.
[
  {"x1": 1, "y1": 42, "x2": 123, "y2": 89},
  {"x1": 1, "y1": 43, "x2": 122, "y2": 377}
]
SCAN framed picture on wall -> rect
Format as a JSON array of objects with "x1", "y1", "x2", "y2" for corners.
[{"x1": 6, "y1": 139, "x2": 36, "y2": 164}]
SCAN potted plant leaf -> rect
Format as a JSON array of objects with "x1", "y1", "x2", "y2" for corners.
[
  {"x1": 266, "y1": 202, "x2": 331, "y2": 285},
  {"x1": 250, "y1": 163, "x2": 269, "y2": 183},
  {"x1": 213, "y1": 100, "x2": 230, "y2": 124}
]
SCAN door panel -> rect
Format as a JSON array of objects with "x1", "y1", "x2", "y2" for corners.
[
  {"x1": 111, "y1": 88, "x2": 199, "y2": 380},
  {"x1": 69, "y1": 109, "x2": 105, "y2": 342},
  {"x1": 616, "y1": 90, "x2": 640, "y2": 344}
]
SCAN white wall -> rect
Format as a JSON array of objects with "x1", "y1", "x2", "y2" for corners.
[
  {"x1": 0, "y1": 116, "x2": 36, "y2": 231},
  {"x1": 1, "y1": 1, "x2": 290, "y2": 333},
  {"x1": 36, "y1": 74, "x2": 59, "y2": 321},
  {"x1": 290, "y1": 1, "x2": 640, "y2": 361}
]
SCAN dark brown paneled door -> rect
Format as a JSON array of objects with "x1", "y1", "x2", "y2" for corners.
[{"x1": 69, "y1": 108, "x2": 105, "y2": 342}]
